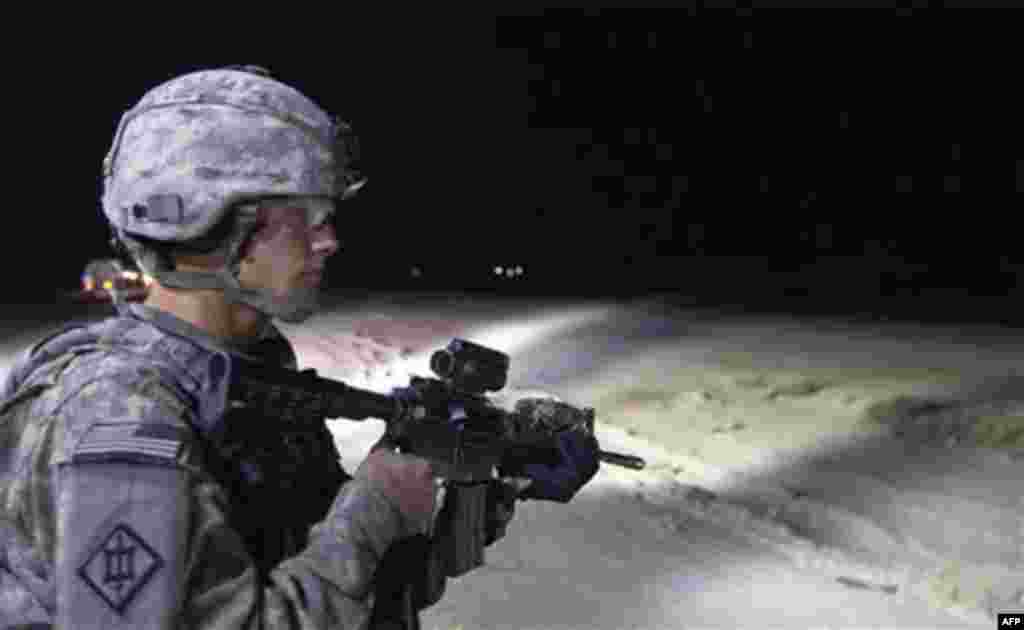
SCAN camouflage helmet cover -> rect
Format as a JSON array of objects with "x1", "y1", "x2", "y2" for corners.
[
  {"x1": 101, "y1": 65, "x2": 365, "y2": 245},
  {"x1": 99, "y1": 65, "x2": 365, "y2": 323}
]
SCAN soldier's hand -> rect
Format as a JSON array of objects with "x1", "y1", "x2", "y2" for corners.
[
  {"x1": 355, "y1": 442, "x2": 437, "y2": 535},
  {"x1": 499, "y1": 430, "x2": 600, "y2": 503}
]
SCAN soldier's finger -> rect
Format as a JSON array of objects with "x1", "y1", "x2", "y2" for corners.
[{"x1": 370, "y1": 434, "x2": 398, "y2": 452}]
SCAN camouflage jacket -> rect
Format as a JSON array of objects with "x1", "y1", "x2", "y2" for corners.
[{"x1": 0, "y1": 302, "x2": 496, "y2": 629}]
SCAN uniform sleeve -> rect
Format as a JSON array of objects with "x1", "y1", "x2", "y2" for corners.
[{"x1": 54, "y1": 375, "x2": 414, "y2": 630}]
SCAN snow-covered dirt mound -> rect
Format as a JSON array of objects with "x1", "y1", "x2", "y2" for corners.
[{"x1": 283, "y1": 296, "x2": 1023, "y2": 628}]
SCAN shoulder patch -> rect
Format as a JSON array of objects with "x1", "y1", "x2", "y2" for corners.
[
  {"x1": 78, "y1": 522, "x2": 164, "y2": 614},
  {"x1": 72, "y1": 422, "x2": 187, "y2": 467}
]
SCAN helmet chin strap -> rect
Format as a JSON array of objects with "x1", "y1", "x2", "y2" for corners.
[
  {"x1": 120, "y1": 208, "x2": 323, "y2": 326},
  {"x1": 149, "y1": 266, "x2": 323, "y2": 325}
]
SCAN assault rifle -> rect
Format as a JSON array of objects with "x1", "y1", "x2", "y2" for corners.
[{"x1": 226, "y1": 337, "x2": 645, "y2": 629}]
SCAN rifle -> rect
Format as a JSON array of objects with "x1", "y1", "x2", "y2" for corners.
[{"x1": 226, "y1": 337, "x2": 645, "y2": 629}]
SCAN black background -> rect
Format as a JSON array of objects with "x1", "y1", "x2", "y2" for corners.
[{"x1": 7, "y1": 7, "x2": 1022, "y2": 325}]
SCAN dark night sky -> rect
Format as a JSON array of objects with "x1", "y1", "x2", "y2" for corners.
[{"x1": 7, "y1": 9, "x2": 1022, "y2": 324}]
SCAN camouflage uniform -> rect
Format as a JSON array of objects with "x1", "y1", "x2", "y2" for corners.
[
  {"x1": 1, "y1": 300, "x2": 477, "y2": 629},
  {"x1": 1, "y1": 64, "x2": 531, "y2": 629}
]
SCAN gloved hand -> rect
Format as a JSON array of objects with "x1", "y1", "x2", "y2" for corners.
[{"x1": 498, "y1": 429, "x2": 600, "y2": 503}]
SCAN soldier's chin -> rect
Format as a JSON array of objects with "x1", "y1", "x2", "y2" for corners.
[{"x1": 272, "y1": 286, "x2": 321, "y2": 323}]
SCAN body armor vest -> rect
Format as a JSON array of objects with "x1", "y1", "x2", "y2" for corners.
[{"x1": 1, "y1": 305, "x2": 351, "y2": 585}]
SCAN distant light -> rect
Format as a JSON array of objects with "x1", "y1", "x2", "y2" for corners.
[
  {"x1": 102, "y1": 280, "x2": 114, "y2": 290},
  {"x1": 515, "y1": 266, "x2": 524, "y2": 276},
  {"x1": 411, "y1": 266, "x2": 422, "y2": 278},
  {"x1": 494, "y1": 266, "x2": 504, "y2": 276}
]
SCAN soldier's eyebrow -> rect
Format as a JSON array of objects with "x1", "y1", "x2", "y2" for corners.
[{"x1": 263, "y1": 204, "x2": 305, "y2": 225}]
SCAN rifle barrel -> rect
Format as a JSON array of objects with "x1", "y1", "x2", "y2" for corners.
[{"x1": 598, "y1": 450, "x2": 646, "y2": 470}]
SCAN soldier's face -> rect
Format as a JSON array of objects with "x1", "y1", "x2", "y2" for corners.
[{"x1": 237, "y1": 200, "x2": 340, "y2": 308}]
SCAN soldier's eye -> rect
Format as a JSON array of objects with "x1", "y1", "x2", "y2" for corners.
[{"x1": 310, "y1": 208, "x2": 335, "y2": 228}]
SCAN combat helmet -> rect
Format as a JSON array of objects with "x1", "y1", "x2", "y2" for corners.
[{"x1": 101, "y1": 64, "x2": 366, "y2": 322}]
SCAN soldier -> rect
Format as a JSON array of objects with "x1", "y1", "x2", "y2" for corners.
[{"x1": 0, "y1": 65, "x2": 600, "y2": 628}]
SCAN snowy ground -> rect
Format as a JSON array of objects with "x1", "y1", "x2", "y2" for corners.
[
  {"x1": 3, "y1": 292, "x2": 1022, "y2": 629},
  {"x1": 284, "y1": 293, "x2": 1022, "y2": 630}
]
